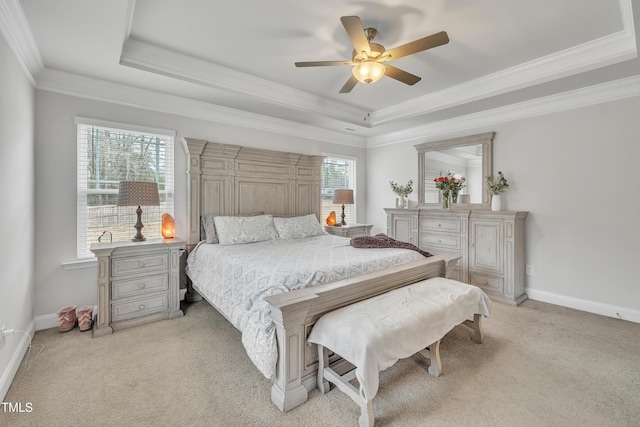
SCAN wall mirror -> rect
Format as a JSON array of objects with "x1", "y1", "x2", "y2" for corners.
[{"x1": 415, "y1": 132, "x2": 495, "y2": 208}]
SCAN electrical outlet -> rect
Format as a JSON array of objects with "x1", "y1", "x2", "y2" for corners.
[{"x1": 526, "y1": 265, "x2": 534, "y2": 276}]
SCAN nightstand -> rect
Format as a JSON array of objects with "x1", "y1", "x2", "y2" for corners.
[
  {"x1": 324, "y1": 223, "x2": 373, "y2": 238},
  {"x1": 90, "y1": 238, "x2": 186, "y2": 337}
]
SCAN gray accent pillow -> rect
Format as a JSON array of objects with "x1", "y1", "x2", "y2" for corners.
[{"x1": 200, "y1": 215, "x2": 218, "y2": 244}]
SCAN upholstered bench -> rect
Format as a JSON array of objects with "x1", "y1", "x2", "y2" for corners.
[{"x1": 307, "y1": 277, "x2": 491, "y2": 427}]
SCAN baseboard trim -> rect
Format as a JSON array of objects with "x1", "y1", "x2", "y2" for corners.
[
  {"x1": 0, "y1": 320, "x2": 36, "y2": 401},
  {"x1": 34, "y1": 313, "x2": 59, "y2": 331},
  {"x1": 526, "y1": 289, "x2": 640, "y2": 324}
]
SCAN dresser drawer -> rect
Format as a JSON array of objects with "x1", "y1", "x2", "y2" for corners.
[
  {"x1": 422, "y1": 233, "x2": 461, "y2": 251},
  {"x1": 112, "y1": 274, "x2": 169, "y2": 300},
  {"x1": 111, "y1": 294, "x2": 169, "y2": 321},
  {"x1": 112, "y1": 253, "x2": 168, "y2": 277},
  {"x1": 470, "y1": 272, "x2": 504, "y2": 293},
  {"x1": 421, "y1": 218, "x2": 462, "y2": 234}
]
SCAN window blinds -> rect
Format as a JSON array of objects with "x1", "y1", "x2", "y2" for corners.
[{"x1": 76, "y1": 118, "x2": 175, "y2": 258}]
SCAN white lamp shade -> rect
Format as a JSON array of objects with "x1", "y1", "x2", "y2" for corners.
[
  {"x1": 117, "y1": 181, "x2": 160, "y2": 207},
  {"x1": 352, "y1": 61, "x2": 386, "y2": 84}
]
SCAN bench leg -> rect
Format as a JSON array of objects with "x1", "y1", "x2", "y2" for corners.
[
  {"x1": 463, "y1": 313, "x2": 484, "y2": 343},
  {"x1": 316, "y1": 344, "x2": 330, "y2": 394},
  {"x1": 359, "y1": 399, "x2": 374, "y2": 427},
  {"x1": 427, "y1": 340, "x2": 442, "y2": 377},
  {"x1": 417, "y1": 339, "x2": 442, "y2": 377}
]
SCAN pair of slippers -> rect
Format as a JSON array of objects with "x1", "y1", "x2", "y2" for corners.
[{"x1": 57, "y1": 305, "x2": 93, "y2": 332}]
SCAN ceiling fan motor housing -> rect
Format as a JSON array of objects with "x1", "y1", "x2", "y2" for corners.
[{"x1": 352, "y1": 43, "x2": 386, "y2": 62}]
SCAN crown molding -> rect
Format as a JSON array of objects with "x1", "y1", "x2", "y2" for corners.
[
  {"x1": 35, "y1": 68, "x2": 367, "y2": 148},
  {"x1": 370, "y1": 0, "x2": 637, "y2": 126},
  {"x1": 123, "y1": 0, "x2": 136, "y2": 41},
  {"x1": 119, "y1": 38, "x2": 371, "y2": 129},
  {"x1": 0, "y1": 0, "x2": 43, "y2": 85},
  {"x1": 367, "y1": 74, "x2": 640, "y2": 147}
]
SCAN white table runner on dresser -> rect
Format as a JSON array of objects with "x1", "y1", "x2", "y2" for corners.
[{"x1": 308, "y1": 277, "x2": 491, "y2": 400}]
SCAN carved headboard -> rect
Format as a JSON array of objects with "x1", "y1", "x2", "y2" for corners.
[{"x1": 181, "y1": 138, "x2": 325, "y2": 250}]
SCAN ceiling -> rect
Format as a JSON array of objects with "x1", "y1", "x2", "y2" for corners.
[{"x1": 3, "y1": 0, "x2": 639, "y2": 147}]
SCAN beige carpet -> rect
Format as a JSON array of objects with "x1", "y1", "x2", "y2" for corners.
[{"x1": 3, "y1": 299, "x2": 639, "y2": 427}]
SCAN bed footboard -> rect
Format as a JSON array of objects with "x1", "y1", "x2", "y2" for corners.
[{"x1": 265, "y1": 254, "x2": 459, "y2": 412}]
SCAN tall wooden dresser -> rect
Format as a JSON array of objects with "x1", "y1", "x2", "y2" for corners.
[{"x1": 385, "y1": 208, "x2": 528, "y2": 305}]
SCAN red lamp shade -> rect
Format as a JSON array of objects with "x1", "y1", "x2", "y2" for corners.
[
  {"x1": 162, "y1": 213, "x2": 175, "y2": 238},
  {"x1": 326, "y1": 211, "x2": 336, "y2": 226}
]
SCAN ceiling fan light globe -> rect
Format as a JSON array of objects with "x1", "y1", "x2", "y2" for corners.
[{"x1": 352, "y1": 61, "x2": 386, "y2": 84}]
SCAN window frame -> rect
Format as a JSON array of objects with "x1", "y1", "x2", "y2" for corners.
[{"x1": 75, "y1": 117, "x2": 176, "y2": 259}]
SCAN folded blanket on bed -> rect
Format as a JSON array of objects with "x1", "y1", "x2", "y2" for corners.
[{"x1": 350, "y1": 233, "x2": 432, "y2": 258}]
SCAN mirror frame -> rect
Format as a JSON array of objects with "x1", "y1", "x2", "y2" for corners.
[{"x1": 415, "y1": 132, "x2": 495, "y2": 209}]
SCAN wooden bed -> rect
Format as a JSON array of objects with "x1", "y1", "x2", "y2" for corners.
[{"x1": 181, "y1": 138, "x2": 459, "y2": 412}]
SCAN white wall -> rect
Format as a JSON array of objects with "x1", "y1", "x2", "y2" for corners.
[
  {"x1": 0, "y1": 32, "x2": 35, "y2": 400},
  {"x1": 367, "y1": 95, "x2": 640, "y2": 321},
  {"x1": 33, "y1": 90, "x2": 367, "y2": 318}
]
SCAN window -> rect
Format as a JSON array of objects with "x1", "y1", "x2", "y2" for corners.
[
  {"x1": 76, "y1": 117, "x2": 175, "y2": 258},
  {"x1": 321, "y1": 155, "x2": 356, "y2": 225}
]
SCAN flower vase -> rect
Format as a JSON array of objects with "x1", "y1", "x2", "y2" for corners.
[
  {"x1": 399, "y1": 195, "x2": 406, "y2": 208},
  {"x1": 441, "y1": 190, "x2": 450, "y2": 210},
  {"x1": 491, "y1": 194, "x2": 501, "y2": 211},
  {"x1": 451, "y1": 189, "x2": 459, "y2": 204}
]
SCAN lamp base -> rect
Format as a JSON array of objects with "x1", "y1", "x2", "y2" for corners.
[
  {"x1": 132, "y1": 206, "x2": 146, "y2": 242},
  {"x1": 340, "y1": 204, "x2": 347, "y2": 226}
]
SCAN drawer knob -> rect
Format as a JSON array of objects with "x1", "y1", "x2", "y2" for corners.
[
  {"x1": 438, "y1": 223, "x2": 442, "y2": 227},
  {"x1": 438, "y1": 239, "x2": 442, "y2": 243},
  {"x1": 483, "y1": 281, "x2": 489, "y2": 285},
  {"x1": 138, "y1": 261, "x2": 146, "y2": 267},
  {"x1": 138, "y1": 283, "x2": 146, "y2": 289},
  {"x1": 470, "y1": 243, "x2": 475, "y2": 247},
  {"x1": 138, "y1": 304, "x2": 146, "y2": 310}
]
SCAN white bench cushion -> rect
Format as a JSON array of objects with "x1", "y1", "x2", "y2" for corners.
[{"x1": 307, "y1": 277, "x2": 491, "y2": 400}]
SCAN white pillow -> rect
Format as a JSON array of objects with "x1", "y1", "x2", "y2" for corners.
[
  {"x1": 273, "y1": 214, "x2": 325, "y2": 240},
  {"x1": 213, "y1": 215, "x2": 278, "y2": 245}
]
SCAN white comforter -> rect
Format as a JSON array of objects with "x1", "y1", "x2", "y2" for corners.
[{"x1": 186, "y1": 234, "x2": 425, "y2": 379}]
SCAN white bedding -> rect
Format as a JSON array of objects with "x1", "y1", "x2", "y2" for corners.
[{"x1": 186, "y1": 234, "x2": 426, "y2": 379}]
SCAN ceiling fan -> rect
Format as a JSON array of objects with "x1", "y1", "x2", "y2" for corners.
[{"x1": 295, "y1": 16, "x2": 449, "y2": 93}]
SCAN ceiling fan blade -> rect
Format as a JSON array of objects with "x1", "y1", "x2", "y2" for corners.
[
  {"x1": 295, "y1": 60, "x2": 354, "y2": 67},
  {"x1": 339, "y1": 75, "x2": 359, "y2": 93},
  {"x1": 340, "y1": 16, "x2": 371, "y2": 56},
  {"x1": 384, "y1": 65, "x2": 421, "y2": 85},
  {"x1": 384, "y1": 31, "x2": 449, "y2": 61}
]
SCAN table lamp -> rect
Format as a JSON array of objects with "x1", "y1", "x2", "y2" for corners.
[
  {"x1": 332, "y1": 189, "x2": 354, "y2": 226},
  {"x1": 117, "y1": 181, "x2": 160, "y2": 242}
]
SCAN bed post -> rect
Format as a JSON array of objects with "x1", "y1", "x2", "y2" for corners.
[
  {"x1": 268, "y1": 296, "x2": 313, "y2": 412},
  {"x1": 181, "y1": 138, "x2": 207, "y2": 302}
]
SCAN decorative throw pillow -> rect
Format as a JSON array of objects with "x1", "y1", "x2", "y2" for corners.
[
  {"x1": 273, "y1": 214, "x2": 325, "y2": 240},
  {"x1": 200, "y1": 215, "x2": 218, "y2": 244},
  {"x1": 214, "y1": 215, "x2": 279, "y2": 245}
]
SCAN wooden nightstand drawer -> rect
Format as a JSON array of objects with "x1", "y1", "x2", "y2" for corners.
[
  {"x1": 421, "y1": 218, "x2": 461, "y2": 233},
  {"x1": 112, "y1": 294, "x2": 169, "y2": 321},
  {"x1": 112, "y1": 274, "x2": 169, "y2": 300},
  {"x1": 470, "y1": 273, "x2": 504, "y2": 293},
  {"x1": 422, "y1": 233, "x2": 461, "y2": 251},
  {"x1": 112, "y1": 253, "x2": 168, "y2": 277}
]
